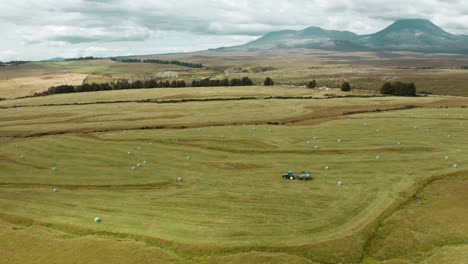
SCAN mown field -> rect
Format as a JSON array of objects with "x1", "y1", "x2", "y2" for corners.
[{"x1": 0, "y1": 86, "x2": 467, "y2": 263}]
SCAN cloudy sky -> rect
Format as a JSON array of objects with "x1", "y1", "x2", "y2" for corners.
[{"x1": 1, "y1": 0, "x2": 467, "y2": 61}]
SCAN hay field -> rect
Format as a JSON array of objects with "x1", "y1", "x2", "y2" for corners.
[{"x1": 0, "y1": 86, "x2": 467, "y2": 263}]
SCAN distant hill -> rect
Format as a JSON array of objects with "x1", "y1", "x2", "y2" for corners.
[{"x1": 214, "y1": 19, "x2": 468, "y2": 54}]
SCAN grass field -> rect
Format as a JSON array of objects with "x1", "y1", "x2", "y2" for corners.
[
  {"x1": 2, "y1": 50, "x2": 468, "y2": 99},
  {"x1": 0, "y1": 85, "x2": 467, "y2": 263}
]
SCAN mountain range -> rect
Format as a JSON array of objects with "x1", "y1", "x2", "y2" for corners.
[{"x1": 213, "y1": 19, "x2": 468, "y2": 54}]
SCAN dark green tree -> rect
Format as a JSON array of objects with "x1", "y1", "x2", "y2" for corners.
[
  {"x1": 341, "y1": 82, "x2": 351, "y2": 92},
  {"x1": 264, "y1": 77, "x2": 274, "y2": 86}
]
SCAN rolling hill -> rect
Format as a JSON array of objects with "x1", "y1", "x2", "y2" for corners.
[{"x1": 214, "y1": 19, "x2": 468, "y2": 54}]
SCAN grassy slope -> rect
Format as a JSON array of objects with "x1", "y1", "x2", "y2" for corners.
[{"x1": 0, "y1": 87, "x2": 467, "y2": 263}]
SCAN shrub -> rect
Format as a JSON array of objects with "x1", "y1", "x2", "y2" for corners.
[
  {"x1": 264, "y1": 77, "x2": 274, "y2": 86},
  {"x1": 306, "y1": 80, "x2": 317, "y2": 88},
  {"x1": 341, "y1": 82, "x2": 351, "y2": 92}
]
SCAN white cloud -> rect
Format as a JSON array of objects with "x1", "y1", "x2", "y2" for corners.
[{"x1": 0, "y1": 0, "x2": 467, "y2": 60}]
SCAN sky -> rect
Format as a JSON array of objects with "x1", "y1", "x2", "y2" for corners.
[{"x1": 1, "y1": 0, "x2": 467, "y2": 61}]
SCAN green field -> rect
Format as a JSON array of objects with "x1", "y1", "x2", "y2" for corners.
[{"x1": 0, "y1": 86, "x2": 467, "y2": 263}]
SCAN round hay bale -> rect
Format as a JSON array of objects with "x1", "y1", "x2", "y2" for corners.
[
  {"x1": 337, "y1": 181, "x2": 343, "y2": 186},
  {"x1": 447, "y1": 134, "x2": 452, "y2": 138},
  {"x1": 177, "y1": 177, "x2": 183, "y2": 182},
  {"x1": 136, "y1": 163, "x2": 141, "y2": 168},
  {"x1": 325, "y1": 166, "x2": 330, "y2": 171},
  {"x1": 131, "y1": 166, "x2": 136, "y2": 171},
  {"x1": 314, "y1": 145, "x2": 319, "y2": 150},
  {"x1": 313, "y1": 136, "x2": 318, "y2": 140},
  {"x1": 445, "y1": 155, "x2": 449, "y2": 161},
  {"x1": 52, "y1": 167, "x2": 57, "y2": 171},
  {"x1": 128, "y1": 151, "x2": 132, "y2": 155},
  {"x1": 94, "y1": 217, "x2": 101, "y2": 223},
  {"x1": 186, "y1": 156, "x2": 191, "y2": 161},
  {"x1": 143, "y1": 161, "x2": 148, "y2": 165},
  {"x1": 53, "y1": 188, "x2": 59, "y2": 192},
  {"x1": 453, "y1": 164, "x2": 459, "y2": 169},
  {"x1": 15, "y1": 144, "x2": 19, "y2": 148},
  {"x1": 137, "y1": 147, "x2": 142, "y2": 151},
  {"x1": 397, "y1": 142, "x2": 401, "y2": 145},
  {"x1": 306, "y1": 141, "x2": 311, "y2": 145},
  {"x1": 19, "y1": 155, "x2": 25, "y2": 160},
  {"x1": 375, "y1": 155, "x2": 381, "y2": 161},
  {"x1": 337, "y1": 139, "x2": 342, "y2": 143}
]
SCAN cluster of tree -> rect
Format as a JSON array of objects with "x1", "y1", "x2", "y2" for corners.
[
  {"x1": 0, "y1": 60, "x2": 29, "y2": 66},
  {"x1": 111, "y1": 58, "x2": 203, "y2": 68},
  {"x1": 380, "y1": 82, "x2": 416, "y2": 96},
  {"x1": 341, "y1": 82, "x2": 351, "y2": 92},
  {"x1": 45, "y1": 79, "x2": 187, "y2": 95},
  {"x1": 65, "y1": 56, "x2": 104, "y2": 61},
  {"x1": 115, "y1": 59, "x2": 141, "y2": 63},
  {"x1": 264, "y1": 77, "x2": 274, "y2": 86},
  {"x1": 306, "y1": 80, "x2": 317, "y2": 88},
  {"x1": 191, "y1": 77, "x2": 253, "y2": 87},
  {"x1": 143, "y1": 59, "x2": 203, "y2": 68}
]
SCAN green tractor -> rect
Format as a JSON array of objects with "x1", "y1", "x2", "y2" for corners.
[
  {"x1": 282, "y1": 171, "x2": 312, "y2": 180},
  {"x1": 282, "y1": 171, "x2": 295, "y2": 180},
  {"x1": 297, "y1": 171, "x2": 312, "y2": 180}
]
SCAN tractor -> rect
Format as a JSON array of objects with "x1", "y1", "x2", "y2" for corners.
[{"x1": 282, "y1": 171, "x2": 295, "y2": 180}]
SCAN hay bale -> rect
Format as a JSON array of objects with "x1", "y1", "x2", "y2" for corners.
[
  {"x1": 53, "y1": 188, "x2": 59, "y2": 192},
  {"x1": 325, "y1": 166, "x2": 330, "y2": 171},
  {"x1": 375, "y1": 155, "x2": 381, "y2": 161},
  {"x1": 143, "y1": 161, "x2": 148, "y2": 165},
  {"x1": 313, "y1": 136, "x2": 318, "y2": 140},
  {"x1": 15, "y1": 144, "x2": 19, "y2": 148},
  {"x1": 306, "y1": 141, "x2": 311, "y2": 145},
  {"x1": 128, "y1": 151, "x2": 132, "y2": 155},
  {"x1": 314, "y1": 145, "x2": 319, "y2": 150},
  {"x1": 52, "y1": 167, "x2": 57, "y2": 171},
  {"x1": 453, "y1": 164, "x2": 459, "y2": 169},
  {"x1": 337, "y1": 139, "x2": 342, "y2": 143},
  {"x1": 186, "y1": 156, "x2": 191, "y2": 161},
  {"x1": 94, "y1": 217, "x2": 101, "y2": 223},
  {"x1": 337, "y1": 181, "x2": 343, "y2": 186},
  {"x1": 177, "y1": 177, "x2": 183, "y2": 182},
  {"x1": 137, "y1": 147, "x2": 142, "y2": 151},
  {"x1": 397, "y1": 142, "x2": 401, "y2": 145},
  {"x1": 19, "y1": 155, "x2": 25, "y2": 160},
  {"x1": 445, "y1": 155, "x2": 449, "y2": 161},
  {"x1": 136, "y1": 163, "x2": 141, "y2": 168},
  {"x1": 131, "y1": 166, "x2": 136, "y2": 171}
]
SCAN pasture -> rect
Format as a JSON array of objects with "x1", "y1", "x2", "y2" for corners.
[{"x1": 0, "y1": 86, "x2": 467, "y2": 263}]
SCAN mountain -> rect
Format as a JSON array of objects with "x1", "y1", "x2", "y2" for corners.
[
  {"x1": 214, "y1": 19, "x2": 468, "y2": 54},
  {"x1": 359, "y1": 19, "x2": 468, "y2": 53}
]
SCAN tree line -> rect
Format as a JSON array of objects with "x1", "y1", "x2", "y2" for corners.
[
  {"x1": 40, "y1": 77, "x2": 256, "y2": 96},
  {"x1": 65, "y1": 57, "x2": 104, "y2": 61},
  {"x1": 191, "y1": 77, "x2": 253, "y2": 87},
  {"x1": 111, "y1": 58, "x2": 203, "y2": 68},
  {"x1": 44, "y1": 79, "x2": 188, "y2": 95}
]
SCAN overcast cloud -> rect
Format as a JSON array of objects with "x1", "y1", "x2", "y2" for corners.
[{"x1": 1, "y1": 0, "x2": 467, "y2": 61}]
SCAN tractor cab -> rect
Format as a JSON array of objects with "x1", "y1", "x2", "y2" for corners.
[{"x1": 282, "y1": 171, "x2": 295, "y2": 180}]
